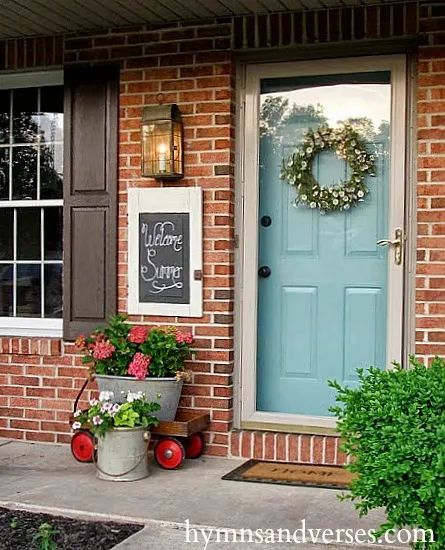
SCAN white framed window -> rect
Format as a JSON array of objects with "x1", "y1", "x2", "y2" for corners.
[{"x1": 0, "y1": 71, "x2": 63, "y2": 337}]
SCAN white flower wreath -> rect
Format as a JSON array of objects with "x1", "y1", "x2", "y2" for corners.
[{"x1": 280, "y1": 124, "x2": 376, "y2": 214}]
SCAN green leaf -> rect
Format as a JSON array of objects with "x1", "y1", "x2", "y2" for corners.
[{"x1": 330, "y1": 356, "x2": 445, "y2": 548}]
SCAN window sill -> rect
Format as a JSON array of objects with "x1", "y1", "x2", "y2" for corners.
[{"x1": 0, "y1": 318, "x2": 63, "y2": 338}]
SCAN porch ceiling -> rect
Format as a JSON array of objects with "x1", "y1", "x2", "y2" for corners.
[{"x1": 0, "y1": 0, "x2": 416, "y2": 39}]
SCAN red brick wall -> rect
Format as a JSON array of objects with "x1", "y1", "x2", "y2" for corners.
[
  {"x1": 0, "y1": 3, "x2": 443, "y2": 464},
  {"x1": 415, "y1": 3, "x2": 445, "y2": 363},
  {"x1": 113, "y1": 24, "x2": 236, "y2": 457},
  {"x1": 0, "y1": 338, "x2": 87, "y2": 443},
  {"x1": 0, "y1": 21, "x2": 237, "y2": 456}
]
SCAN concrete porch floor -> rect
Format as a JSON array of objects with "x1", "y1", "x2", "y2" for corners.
[{"x1": 0, "y1": 439, "x2": 389, "y2": 549}]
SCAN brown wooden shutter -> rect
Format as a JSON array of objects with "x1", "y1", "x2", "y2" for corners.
[{"x1": 63, "y1": 66, "x2": 119, "y2": 340}]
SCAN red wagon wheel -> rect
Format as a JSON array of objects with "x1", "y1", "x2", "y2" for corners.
[
  {"x1": 184, "y1": 432, "x2": 205, "y2": 459},
  {"x1": 154, "y1": 438, "x2": 185, "y2": 469},
  {"x1": 71, "y1": 430, "x2": 95, "y2": 463}
]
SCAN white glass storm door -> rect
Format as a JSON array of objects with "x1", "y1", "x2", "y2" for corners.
[{"x1": 240, "y1": 56, "x2": 407, "y2": 428}]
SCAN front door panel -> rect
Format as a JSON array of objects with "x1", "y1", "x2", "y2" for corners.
[{"x1": 255, "y1": 67, "x2": 401, "y2": 418}]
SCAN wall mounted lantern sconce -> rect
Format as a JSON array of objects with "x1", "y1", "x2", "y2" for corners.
[{"x1": 141, "y1": 103, "x2": 183, "y2": 179}]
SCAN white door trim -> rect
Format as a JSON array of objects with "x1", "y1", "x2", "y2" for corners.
[{"x1": 236, "y1": 55, "x2": 407, "y2": 428}]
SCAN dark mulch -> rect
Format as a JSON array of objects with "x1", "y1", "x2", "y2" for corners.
[{"x1": 0, "y1": 507, "x2": 143, "y2": 550}]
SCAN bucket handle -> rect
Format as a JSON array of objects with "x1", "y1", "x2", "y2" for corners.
[{"x1": 93, "y1": 432, "x2": 151, "y2": 479}]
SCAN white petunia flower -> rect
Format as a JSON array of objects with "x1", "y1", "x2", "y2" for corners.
[
  {"x1": 301, "y1": 161, "x2": 307, "y2": 170},
  {"x1": 101, "y1": 403, "x2": 112, "y2": 413},
  {"x1": 99, "y1": 390, "x2": 114, "y2": 402},
  {"x1": 72, "y1": 421, "x2": 82, "y2": 430},
  {"x1": 127, "y1": 391, "x2": 136, "y2": 403},
  {"x1": 310, "y1": 202, "x2": 316, "y2": 208},
  {"x1": 344, "y1": 204, "x2": 350, "y2": 210},
  {"x1": 301, "y1": 194, "x2": 308, "y2": 201},
  {"x1": 357, "y1": 190, "x2": 364, "y2": 198},
  {"x1": 306, "y1": 148, "x2": 313, "y2": 154},
  {"x1": 74, "y1": 410, "x2": 82, "y2": 417},
  {"x1": 333, "y1": 199, "x2": 339, "y2": 206}
]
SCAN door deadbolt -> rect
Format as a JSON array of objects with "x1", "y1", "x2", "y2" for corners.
[
  {"x1": 258, "y1": 266, "x2": 271, "y2": 278},
  {"x1": 261, "y1": 216, "x2": 272, "y2": 227}
]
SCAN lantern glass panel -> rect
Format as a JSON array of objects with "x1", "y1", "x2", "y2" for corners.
[
  {"x1": 142, "y1": 120, "x2": 172, "y2": 176},
  {"x1": 172, "y1": 121, "x2": 183, "y2": 175}
]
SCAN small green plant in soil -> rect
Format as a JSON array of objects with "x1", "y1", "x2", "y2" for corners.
[
  {"x1": 33, "y1": 523, "x2": 57, "y2": 550},
  {"x1": 329, "y1": 356, "x2": 445, "y2": 550},
  {"x1": 0, "y1": 507, "x2": 142, "y2": 550}
]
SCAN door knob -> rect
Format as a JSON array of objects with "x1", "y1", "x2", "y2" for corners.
[
  {"x1": 258, "y1": 266, "x2": 271, "y2": 278},
  {"x1": 261, "y1": 216, "x2": 272, "y2": 227},
  {"x1": 377, "y1": 228, "x2": 404, "y2": 265}
]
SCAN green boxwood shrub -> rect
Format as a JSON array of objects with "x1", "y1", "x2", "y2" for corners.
[{"x1": 329, "y1": 356, "x2": 445, "y2": 549}]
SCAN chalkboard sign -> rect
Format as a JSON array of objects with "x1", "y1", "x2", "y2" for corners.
[
  {"x1": 128, "y1": 187, "x2": 202, "y2": 317},
  {"x1": 139, "y1": 213, "x2": 190, "y2": 304}
]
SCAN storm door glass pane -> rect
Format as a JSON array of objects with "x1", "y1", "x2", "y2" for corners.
[
  {"x1": 16, "y1": 265, "x2": 41, "y2": 317},
  {"x1": 13, "y1": 88, "x2": 39, "y2": 143},
  {"x1": 45, "y1": 264, "x2": 62, "y2": 318},
  {"x1": 0, "y1": 208, "x2": 13, "y2": 260},
  {"x1": 17, "y1": 207, "x2": 41, "y2": 260},
  {"x1": 0, "y1": 90, "x2": 10, "y2": 144},
  {"x1": 0, "y1": 265, "x2": 13, "y2": 316},
  {"x1": 0, "y1": 148, "x2": 9, "y2": 199}
]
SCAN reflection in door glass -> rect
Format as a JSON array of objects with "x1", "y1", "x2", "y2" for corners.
[{"x1": 260, "y1": 72, "x2": 391, "y2": 174}]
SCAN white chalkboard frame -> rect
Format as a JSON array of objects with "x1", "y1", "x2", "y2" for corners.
[{"x1": 127, "y1": 187, "x2": 203, "y2": 317}]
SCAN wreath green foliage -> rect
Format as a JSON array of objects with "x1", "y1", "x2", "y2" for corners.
[{"x1": 280, "y1": 124, "x2": 376, "y2": 213}]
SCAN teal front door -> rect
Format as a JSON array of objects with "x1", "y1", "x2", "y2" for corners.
[{"x1": 250, "y1": 58, "x2": 406, "y2": 419}]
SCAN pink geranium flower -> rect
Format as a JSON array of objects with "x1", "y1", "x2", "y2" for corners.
[
  {"x1": 175, "y1": 331, "x2": 194, "y2": 345},
  {"x1": 129, "y1": 326, "x2": 149, "y2": 344},
  {"x1": 92, "y1": 340, "x2": 115, "y2": 360},
  {"x1": 127, "y1": 352, "x2": 151, "y2": 380}
]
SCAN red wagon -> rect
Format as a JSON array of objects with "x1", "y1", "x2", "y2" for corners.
[{"x1": 69, "y1": 379, "x2": 209, "y2": 469}]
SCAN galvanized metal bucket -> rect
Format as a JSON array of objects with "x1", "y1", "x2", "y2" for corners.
[
  {"x1": 96, "y1": 427, "x2": 150, "y2": 482},
  {"x1": 95, "y1": 375, "x2": 183, "y2": 421}
]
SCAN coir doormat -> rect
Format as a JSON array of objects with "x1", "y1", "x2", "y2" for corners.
[{"x1": 222, "y1": 460, "x2": 353, "y2": 489}]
